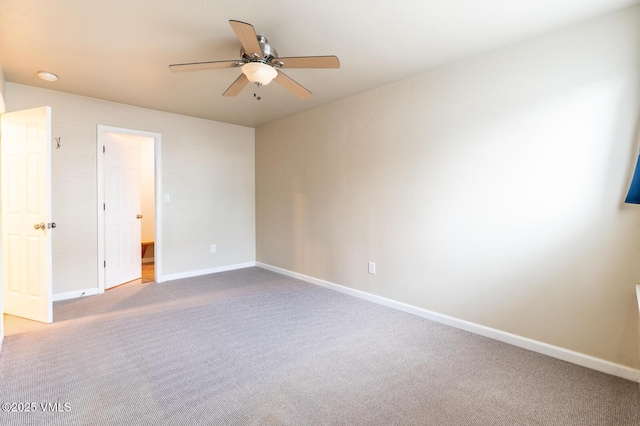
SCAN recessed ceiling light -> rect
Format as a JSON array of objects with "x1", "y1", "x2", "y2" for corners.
[{"x1": 37, "y1": 71, "x2": 58, "y2": 82}]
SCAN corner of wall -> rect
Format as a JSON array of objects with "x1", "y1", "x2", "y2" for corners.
[
  {"x1": 0, "y1": 62, "x2": 6, "y2": 113},
  {"x1": 0, "y1": 60, "x2": 4, "y2": 346}
]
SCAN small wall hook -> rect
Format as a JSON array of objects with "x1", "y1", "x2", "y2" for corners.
[{"x1": 55, "y1": 137, "x2": 61, "y2": 149}]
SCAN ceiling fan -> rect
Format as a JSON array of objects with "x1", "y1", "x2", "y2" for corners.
[{"x1": 169, "y1": 20, "x2": 340, "y2": 99}]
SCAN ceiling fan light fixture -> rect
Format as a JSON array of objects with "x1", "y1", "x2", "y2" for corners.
[
  {"x1": 169, "y1": 20, "x2": 339, "y2": 99},
  {"x1": 241, "y1": 62, "x2": 277, "y2": 86}
]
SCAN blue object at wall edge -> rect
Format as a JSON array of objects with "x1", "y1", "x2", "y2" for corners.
[{"x1": 625, "y1": 153, "x2": 640, "y2": 204}]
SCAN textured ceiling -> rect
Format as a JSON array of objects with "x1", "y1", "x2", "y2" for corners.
[{"x1": 1, "y1": 0, "x2": 638, "y2": 127}]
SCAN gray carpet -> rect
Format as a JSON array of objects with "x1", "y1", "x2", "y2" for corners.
[{"x1": 0, "y1": 267, "x2": 638, "y2": 425}]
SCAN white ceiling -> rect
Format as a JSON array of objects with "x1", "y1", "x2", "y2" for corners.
[{"x1": 1, "y1": 0, "x2": 638, "y2": 128}]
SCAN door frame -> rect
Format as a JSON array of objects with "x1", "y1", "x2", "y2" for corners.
[{"x1": 96, "y1": 125, "x2": 163, "y2": 292}]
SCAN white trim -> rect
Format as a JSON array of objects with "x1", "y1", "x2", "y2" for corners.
[
  {"x1": 97, "y1": 126, "x2": 163, "y2": 289},
  {"x1": 44, "y1": 107, "x2": 53, "y2": 323},
  {"x1": 637, "y1": 284, "x2": 640, "y2": 385},
  {"x1": 257, "y1": 262, "x2": 640, "y2": 383},
  {"x1": 162, "y1": 262, "x2": 256, "y2": 282},
  {"x1": 52, "y1": 288, "x2": 100, "y2": 302}
]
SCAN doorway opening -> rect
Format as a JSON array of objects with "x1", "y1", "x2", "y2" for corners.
[{"x1": 96, "y1": 126, "x2": 162, "y2": 293}]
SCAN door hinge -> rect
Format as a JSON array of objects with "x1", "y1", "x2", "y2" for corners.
[
  {"x1": 103, "y1": 146, "x2": 105, "y2": 153},
  {"x1": 103, "y1": 203, "x2": 106, "y2": 211},
  {"x1": 104, "y1": 261, "x2": 106, "y2": 268}
]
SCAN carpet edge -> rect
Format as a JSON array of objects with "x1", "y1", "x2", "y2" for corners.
[{"x1": 256, "y1": 262, "x2": 640, "y2": 383}]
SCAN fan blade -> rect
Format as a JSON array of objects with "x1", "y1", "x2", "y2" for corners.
[
  {"x1": 274, "y1": 71, "x2": 312, "y2": 99},
  {"x1": 169, "y1": 60, "x2": 240, "y2": 73},
  {"x1": 223, "y1": 74, "x2": 250, "y2": 97},
  {"x1": 229, "y1": 20, "x2": 262, "y2": 57},
  {"x1": 275, "y1": 56, "x2": 340, "y2": 69}
]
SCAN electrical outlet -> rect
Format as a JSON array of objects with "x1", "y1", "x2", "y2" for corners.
[
  {"x1": 164, "y1": 194, "x2": 171, "y2": 202},
  {"x1": 210, "y1": 244, "x2": 216, "y2": 253},
  {"x1": 368, "y1": 262, "x2": 376, "y2": 274}
]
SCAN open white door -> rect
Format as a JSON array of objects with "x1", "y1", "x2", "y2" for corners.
[
  {"x1": 1, "y1": 106, "x2": 53, "y2": 323},
  {"x1": 104, "y1": 133, "x2": 142, "y2": 289}
]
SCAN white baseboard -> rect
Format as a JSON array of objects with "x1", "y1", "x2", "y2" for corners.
[
  {"x1": 161, "y1": 261, "x2": 257, "y2": 282},
  {"x1": 257, "y1": 262, "x2": 640, "y2": 383},
  {"x1": 637, "y1": 284, "x2": 639, "y2": 387},
  {"x1": 53, "y1": 288, "x2": 100, "y2": 302}
]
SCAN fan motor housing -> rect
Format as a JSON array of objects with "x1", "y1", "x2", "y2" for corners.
[{"x1": 240, "y1": 35, "x2": 278, "y2": 62}]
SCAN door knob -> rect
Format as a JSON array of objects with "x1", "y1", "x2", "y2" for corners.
[
  {"x1": 48, "y1": 223, "x2": 57, "y2": 229},
  {"x1": 136, "y1": 214, "x2": 143, "y2": 219},
  {"x1": 34, "y1": 222, "x2": 45, "y2": 230}
]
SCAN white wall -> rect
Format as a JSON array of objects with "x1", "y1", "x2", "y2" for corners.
[
  {"x1": 256, "y1": 7, "x2": 640, "y2": 369},
  {"x1": 0, "y1": 62, "x2": 6, "y2": 113},
  {"x1": 5, "y1": 83, "x2": 255, "y2": 295}
]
